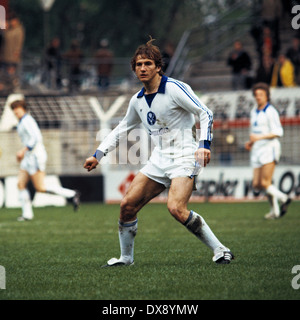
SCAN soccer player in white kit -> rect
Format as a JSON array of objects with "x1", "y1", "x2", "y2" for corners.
[
  {"x1": 11, "y1": 99, "x2": 81, "y2": 221},
  {"x1": 84, "y1": 38, "x2": 234, "y2": 266},
  {"x1": 245, "y1": 83, "x2": 292, "y2": 219}
]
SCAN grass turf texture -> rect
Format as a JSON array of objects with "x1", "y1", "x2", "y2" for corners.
[{"x1": 0, "y1": 201, "x2": 299, "y2": 300}]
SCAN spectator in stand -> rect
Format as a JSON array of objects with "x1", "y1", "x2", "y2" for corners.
[
  {"x1": 251, "y1": 25, "x2": 274, "y2": 65},
  {"x1": 270, "y1": 53, "x2": 296, "y2": 87},
  {"x1": 286, "y1": 36, "x2": 300, "y2": 85},
  {"x1": 94, "y1": 39, "x2": 114, "y2": 89},
  {"x1": 227, "y1": 40, "x2": 252, "y2": 90},
  {"x1": 261, "y1": 27, "x2": 274, "y2": 59},
  {"x1": 63, "y1": 40, "x2": 84, "y2": 92},
  {"x1": 263, "y1": 27, "x2": 272, "y2": 53},
  {"x1": 0, "y1": 12, "x2": 25, "y2": 92},
  {"x1": 255, "y1": 52, "x2": 274, "y2": 85},
  {"x1": 261, "y1": 0, "x2": 282, "y2": 58},
  {"x1": 43, "y1": 37, "x2": 62, "y2": 90}
]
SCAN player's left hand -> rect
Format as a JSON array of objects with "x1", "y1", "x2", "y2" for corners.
[
  {"x1": 83, "y1": 156, "x2": 99, "y2": 172},
  {"x1": 195, "y1": 148, "x2": 211, "y2": 167},
  {"x1": 244, "y1": 141, "x2": 253, "y2": 151}
]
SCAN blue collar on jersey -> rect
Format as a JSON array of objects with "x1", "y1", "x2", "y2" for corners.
[
  {"x1": 19, "y1": 113, "x2": 28, "y2": 123},
  {"x1": 256, "y1": 103, "x2": 270, "y2": 113},
  {"x1": 137, "y1": 75, "x2": 168, "y2": 98}
]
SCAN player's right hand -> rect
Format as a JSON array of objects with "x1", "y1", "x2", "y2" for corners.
[
  {"x1": 195, "y1": 147, "x2": 210, "y2": 167},
  {"x1": 83, "y1": 156, "x2": 99, "y2": 172},
  {"x1": 244, "y1": 141, "x2": 253, "y2": 151},
  {"x1": 16, "y1": 147, "x2": 27, "y2": 162}
]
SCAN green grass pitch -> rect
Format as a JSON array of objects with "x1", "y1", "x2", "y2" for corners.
[{"x1": 0, "y1": 201, "x2": 299, "y2": 300}]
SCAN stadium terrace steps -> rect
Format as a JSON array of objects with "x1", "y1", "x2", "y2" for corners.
[{"x1": 182, "y1": 13, "x2": 297, "y2": 92}]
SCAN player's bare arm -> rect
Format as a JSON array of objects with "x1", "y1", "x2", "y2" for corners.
[
  {"x1": 245, "y1": 132, "x2": 279, "y2": 151},
  {"x1": 16, "y1": 146, "x2": 28, "y2": 162},
  {"x1": 250, "y1": 133, "x2": 279, "y2": 142}
]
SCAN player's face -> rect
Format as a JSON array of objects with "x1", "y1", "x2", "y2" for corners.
[
  {"x1": 254, "y1": 89, "x2": 268, "y2": 108},
  {"x1": 12, "y1": 106, "x2": 26, "y2": 120},
  {"x1": 135, "y1": 56, "x2": 161, "y2": 84}
]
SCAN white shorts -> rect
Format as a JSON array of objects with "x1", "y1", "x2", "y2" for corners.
[
  {"x1": 250, "y1": 140, "x2": 281, "y2": 168},
  {"x1": 140, "y1": 152, "x2": 200, "y2": 188},
  {"x1": 20, "y1": 150, "x2": 47, "y2": 175}
]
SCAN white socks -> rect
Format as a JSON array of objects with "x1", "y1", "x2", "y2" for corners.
[
  {"x1": 266, "y1": 185, "x2": 288, "y2": 202},
  {"x1": 18, "y1": 186, "x2": 75, "y2": 220},
  {"x1": 46, "y1": 185, "x2": 76, "y2": 199},
  {"x1": 184, "y1": 210, "x2": 225, "y2": 253},
  {"x1": 266, "y1": 185, "x2": 288, "y2": 217},
  {"x1": 19, "y1": 189, "x2": 34, "y2": 220},
  {"x1": 118, "y1": 219, "x2": 138, "y2": 264},
  {"x1": 114, "y1": 212, "x2": 227, "y2": 264}
]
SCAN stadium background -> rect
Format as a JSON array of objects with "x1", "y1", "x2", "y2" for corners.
[
  {"x1": 0, "y1": 0, "x2": 300, "y2": 305},
  {"x1": 0, "y1": 0, "x2": 300, "y2": 206}
]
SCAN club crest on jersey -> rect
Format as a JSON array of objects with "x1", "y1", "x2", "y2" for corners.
[{"x1": 147, "y1": 111, "x2": 156, "y2": 125}]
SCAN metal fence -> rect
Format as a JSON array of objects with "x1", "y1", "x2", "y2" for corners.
[{"x1": 0, "y1": 87, "x2": 299, "y2": 179}]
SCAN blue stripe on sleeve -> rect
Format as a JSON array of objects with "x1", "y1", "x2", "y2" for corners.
[{"x1": 168, "y1": 79, "x2": 213, "y2": 140}]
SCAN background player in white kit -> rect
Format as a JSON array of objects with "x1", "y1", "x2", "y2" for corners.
[
  {"x1": 245, "y1": 82, "x2": 292, "y2": 219},
  {"x1": 84, "y1": 38, "x2": 234, "y2": 266},
  {"x1": 11, "y1": 99, "x2": 80, "y2": 221}
]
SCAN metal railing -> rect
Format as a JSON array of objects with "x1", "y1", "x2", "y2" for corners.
[
  {"x1": 166, "y1": 1, "x2": 259, "y2": 80},
  {"x1": 18, "y1": 56, "x2": 137, "y2": 95}
]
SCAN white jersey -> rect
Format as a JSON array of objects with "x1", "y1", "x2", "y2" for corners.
[
  {"x1": 249, "y1": 103, "x2": 283, "y2": 167},
  {"x1": 250, "y1": 103, "x2": 283, "y2": 149},
  {"x1": 97, "y1": 75, "x2": 213, "y2": 160},
  {"x1": 17, "y1": 113, "x2": 47, "y2": 174},
  {"x1": 17, "y1": 113, "x2": 44, "y2": 150}
]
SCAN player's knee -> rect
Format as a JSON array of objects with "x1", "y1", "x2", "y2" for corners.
[
  {"x1": 34, "y1": 186, "x2": 46, "y2": 193},
  {"x1": 252, "y1": 181, "x2": 262, "y2": 190},
  {"x1": 120, "y1": 197, "x2": 138, "y2": 221},
  {"x1": 167, "y1": 203, "x2": 186, "y2": 222},
  {"x1": 260, "y1": 178, "x2": 272, "y2": 190},
  {"x1": 32, "y1": 181, "x2": 46, "y2": 193},
  {"x1": 17, "y1": 181, "x2": 26, "y2": 190}
]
